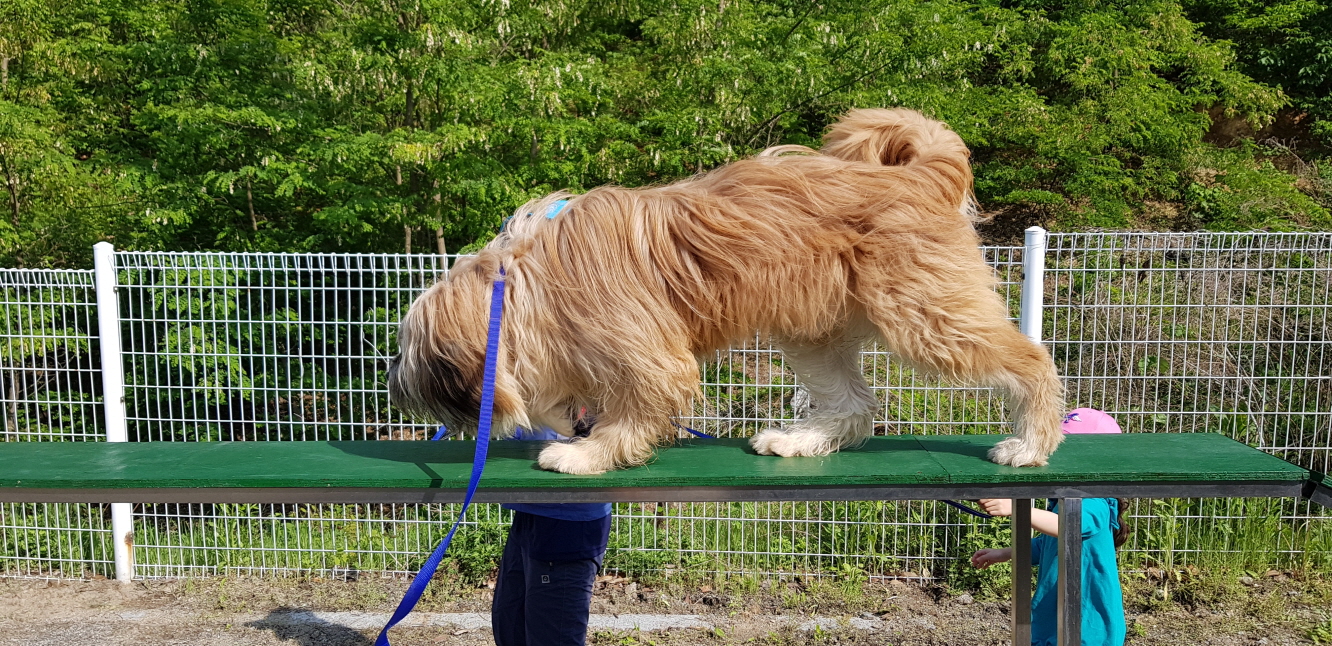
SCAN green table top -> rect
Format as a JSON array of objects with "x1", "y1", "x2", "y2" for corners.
[{"x1": 0, "y1": 433, "x2": 1314, "y2": 504}]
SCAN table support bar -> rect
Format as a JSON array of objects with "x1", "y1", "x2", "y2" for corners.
[
  {"x1": 1057, "y1": 498, "x2": 1082, "y2": 646},
  {"x1": 1011, "y1": 498, "x2": 1032, "y2": 646}
]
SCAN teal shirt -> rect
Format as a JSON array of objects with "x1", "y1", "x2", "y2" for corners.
[{"x1": 1030, "y1": 498, "x2": 1126, "y2": 646}]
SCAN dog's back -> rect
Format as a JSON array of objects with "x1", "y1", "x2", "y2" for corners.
[{"x1": 499, "y1": 109, "x2": 988, "y2": 354}]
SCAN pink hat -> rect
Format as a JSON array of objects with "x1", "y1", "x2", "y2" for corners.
[{"x1": 1062, "y1": 408, "x2": 1122, "y2": 434}]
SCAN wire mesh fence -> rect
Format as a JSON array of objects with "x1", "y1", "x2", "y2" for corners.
[
  {"x1": 0, "y1": 269, "x2": 114, "y2": 578},
  {"x1": 1, "y1": 233, "x2": 1329, "y2": 581},
  {"x1": 1045, "y1": 232, "x2": 1332, "y2": 569},
  {"x1": 112, "y1": 253, "x2": 458, "y2": 576},
  {"x1": 115, "y1": 252, "x2": 447, "y2": 443}
]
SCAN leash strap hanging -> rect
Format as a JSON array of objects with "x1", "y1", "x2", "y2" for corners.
[
  {"x1": 376, "y1": 267, "x2": 506, "y2": 646},
  {"x1": 942, "y1": 499, "x2": 992, "y2": 519},
  {"x1": 672, "y1": 420, "x2": 714, "y2": 439}
]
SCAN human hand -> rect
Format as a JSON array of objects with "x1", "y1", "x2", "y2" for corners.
[
  {"x1": 970, "y1": 548, "x2": 1013, "y2": 569},
  {"x1": 977, "y1": 499, "x2": 1013, "y2": 517}
]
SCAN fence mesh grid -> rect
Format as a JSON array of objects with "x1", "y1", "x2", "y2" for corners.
[
  {"x1": 0, "y1": 269, "x2": 113, "y2": 578},
  {"x1": 1046, "y1": 233, "x2": 1332, "y2": 568},
  {"x1": 1, "y1": 234, "x2": 1329, "y2": 580},
  {"x1": 110, "y1": 248, "x2": 1024, "y2": 579},
  {"x1": 113, "y1": 252, "x2": 461, "y2": 576}
]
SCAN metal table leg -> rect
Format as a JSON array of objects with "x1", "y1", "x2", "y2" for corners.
[
  {"x1": 1011, "y1": 499, "x2": 1032, "y2": 646},
  {"x1": 1057, "y1": 498, "x2": 1082, "y2": 646}
]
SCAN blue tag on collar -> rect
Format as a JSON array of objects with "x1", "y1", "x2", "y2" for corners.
[{"x1": 545, "y1": 200, "x2": 569, "y2": 219}]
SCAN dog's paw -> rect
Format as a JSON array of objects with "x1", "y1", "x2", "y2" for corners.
[
  {"x1": 749, "y1": 429, "x2": 836, "y2": 458},
  {"x1": 749, "y1": 429, "x2": 785, "y2": 455},
  {"x1": 987, "y1": 436, "x2": 1049, "y2": 468},
  {"x1": 536, "y1": 442, "x2": 609, "y2": 475}
]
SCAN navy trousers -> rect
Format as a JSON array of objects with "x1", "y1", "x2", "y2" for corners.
[{"x1": 491, "y1": 512, "x2": 611, "y2": 646}]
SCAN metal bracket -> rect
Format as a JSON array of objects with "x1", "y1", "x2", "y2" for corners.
[{"x1": 1305, "y1": 473, "x2": 1332, "y2": 510}]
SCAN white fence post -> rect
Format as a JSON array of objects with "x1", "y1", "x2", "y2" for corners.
[
  {"x1": 94, "y1": 242, "x2": 133, "y2": 582},
  {"x1": 1020, "y1": 227, "x2": 1048, "y2": 344},
  {"x1": 1013, "y1": 229, "x2": 1048, "y2": 630}
]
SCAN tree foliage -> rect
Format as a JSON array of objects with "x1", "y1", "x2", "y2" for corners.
[
  {"x1": 0, "y1": 0, "x2": 1326, "y2": 267},
  {"x1": 1186, "y1": 0, "x2": 1331, "y2": 136}
]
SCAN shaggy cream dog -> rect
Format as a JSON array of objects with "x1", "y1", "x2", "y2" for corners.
[{"x1": 387, "y1": 108, "x2": 1064, "y2": 475}]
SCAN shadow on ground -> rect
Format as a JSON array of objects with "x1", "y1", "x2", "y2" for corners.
[{"x1": 247, "y1": 608, "x2": 374, "y2": 646}]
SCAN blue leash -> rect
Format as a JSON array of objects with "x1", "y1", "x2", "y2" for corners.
[
  {"x1": 672, "y1": 420, "x2": 714, "y2": 440},
  {"x1": 943, "y1": 499, "x2": 992, "y2": 519},
  {"x1": 376, "y1": 268, "x2": 506, "y2": 646}
]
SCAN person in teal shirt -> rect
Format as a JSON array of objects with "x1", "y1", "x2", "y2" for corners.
[{"x1": 970, "y1": 408, "x2": 1131, "y2": 646}]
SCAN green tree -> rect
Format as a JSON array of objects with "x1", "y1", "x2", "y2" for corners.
[
  {"x1": 1185, "y1": 0, "x2": 1332, "y2": 141},
  {"x1": 0, "y1": 0, "x2": 1325, "y2": 268}
]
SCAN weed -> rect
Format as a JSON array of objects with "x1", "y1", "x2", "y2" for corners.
[
  {"x1": 780, "y1": 589, "x2": 808, "y2": 609},
  {"x1": 946, "y1": 514, "x2": 1012, "y2": 600},
  {"x1": 589, "y1": 630, "x2": 659, "y2": 646},
  {"x1": 1125, "y1": 564, "x2": 1245, "y2": 612},
  {"x1": 835, "y1": 562, "x2": 867, "y2": 599},
  {"x1": 1310, "y1": 614, "x2": 1332, "y2": 645}
]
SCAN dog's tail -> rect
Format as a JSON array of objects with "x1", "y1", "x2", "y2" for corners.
[{"x1": 819, "y1": 108, "x2": 977, "y2": 220}]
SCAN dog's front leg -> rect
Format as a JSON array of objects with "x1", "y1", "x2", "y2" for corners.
[
  {"x1": 536, "y1": 416, "x2": 665, "y2": 475},
  {"x1": 750, "y1": 333, "x2": 877, "y2": 458}
]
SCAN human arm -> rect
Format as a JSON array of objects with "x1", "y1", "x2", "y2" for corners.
[
  {"x1": 976, "y1": 499, "x2": 1061, "y2": 537},
  {"x1": 970, "y1": 547, "x2": 1013, "y2": 569}
]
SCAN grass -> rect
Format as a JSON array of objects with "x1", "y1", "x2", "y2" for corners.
[
  {"x1": 1311, "y1": 613, "x2": 1332, "y2": 645},
  {"x1": 6, "y1": 493, "x2": 1328, "y2": 588}
]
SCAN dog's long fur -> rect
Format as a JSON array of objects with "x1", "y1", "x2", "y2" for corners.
[{"x1": 388, "y1": 108, "x2": 1064, "y2": 474}]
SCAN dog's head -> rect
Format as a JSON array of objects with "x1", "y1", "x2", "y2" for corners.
[{"x1": 387, "y1": 251, "x2": 528, "y2": 436}]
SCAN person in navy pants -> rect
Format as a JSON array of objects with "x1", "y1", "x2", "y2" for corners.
[{"x1": 491, "y1": 420, "x2": 611, "y2": 646}]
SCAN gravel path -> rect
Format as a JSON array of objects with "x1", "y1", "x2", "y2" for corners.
[{"x1": 1, "y1": 573, "x2": 1325, "y2": 646}]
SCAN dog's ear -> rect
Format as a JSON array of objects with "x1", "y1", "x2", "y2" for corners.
[
  {"x1": 416, "y1": 342, "x2": 484, "y2": 425},
  {"x1": 449, "y1": 250, "x2": 505, "y2": 286}
]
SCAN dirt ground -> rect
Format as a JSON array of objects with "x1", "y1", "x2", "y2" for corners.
[{"x1": 1, "y1": 570, "x2": 1328, "y2": 646}]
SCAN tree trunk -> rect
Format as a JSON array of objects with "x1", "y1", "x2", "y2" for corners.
[
  {"x1": 246, "y1": 177, "x2": 258, "y2": 231},
  {"x1": 0, "y1": 149, "x2": 20, "y2": 229},
  {"x1": 431, "y1": 179, "x2": 445, "y2": 259},
  {"x1": 396, "y1": 165, "x2": 409, "y2": 253},
  {"x1": 1, "y1": 58, "x2": 9, "y2": 87},
  {"x1": 405, "y1": 82, "x2": 416, "y2": 129},
  {"x1": 0, "y1": 148, "x2": 23, "y2": 266}
]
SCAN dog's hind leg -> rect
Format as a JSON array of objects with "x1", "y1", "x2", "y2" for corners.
[
  {"x1": 861, "y1": 280, "x2": 1065, "y2": 467},
  {"x1": 749, "y1": 328, "x2": 879, "y2": 457},
  {"x1": 980, "y1": 336, "x2": 1065, "y2": 467}
]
